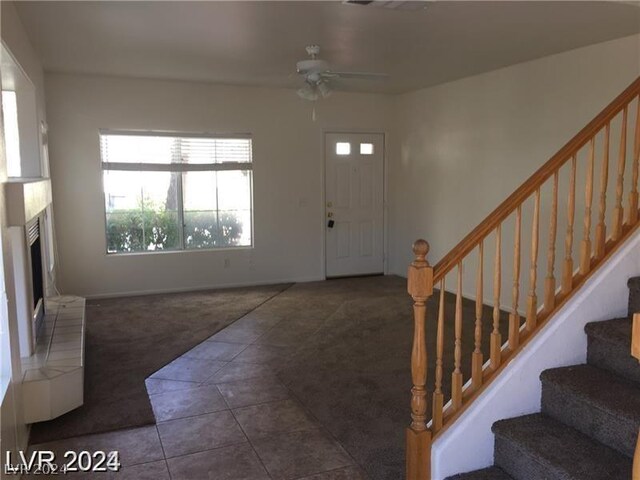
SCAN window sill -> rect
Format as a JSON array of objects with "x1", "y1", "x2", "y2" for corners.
[{"x1": 104, "y1": 245, "x2": 254, "y2": 257}]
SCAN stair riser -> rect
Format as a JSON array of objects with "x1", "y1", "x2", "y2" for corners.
[
  {"x1": 444, "y1": 467, "x2": 513, "y2": 480},
  {"x1": 494, "y1": 436, "x2": 561, "y2": 480},
  {"x1": 541, "y1": 381, "x2": 637, "y2": 458},
  {"x1": 587, "y1": 336, "x2": 640, "y2": 384},
  {"x1": 627, "y1": 278, "x2": 640, "y2": 317}
]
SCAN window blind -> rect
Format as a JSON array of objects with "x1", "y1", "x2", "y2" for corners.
[{"x1": 100, "y1": 133, "x2": 252, "y2": 167}]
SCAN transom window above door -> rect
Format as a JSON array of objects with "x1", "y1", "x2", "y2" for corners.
[{"x1": 99, "y1": 131, "x2": 253, "y2": 254}]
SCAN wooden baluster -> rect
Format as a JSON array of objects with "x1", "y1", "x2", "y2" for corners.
[
  {"x1": 509, "y1": 207, "x2": 521, "y2": 350},
  {"x1": 526, "y1": 189, "x2": 541, "y2": 332},
  {"x1": 580, "y1": 139, "x2": 595, "y2": 275},
  {"x1": 613, "y1": 107, "x2": 628, "y2": 240},
  {"x1": 472, "y1": 242, "x2": 484, "y2": 390},
  {"x1": 490, "y1": 225, "x2": 502, "y2": 369},
  {"x1": 406, "y1": 240, "x2": 433, "y2": 480},
  {"x1": 451, "y1": 262, "x2": 463, "y2": 411},
  {"x1": 544, "y1": 172, "x2": 559, "y2": 312},
  {"x1": 628, "y1": 97, "x2": 640, "y2": 225},
  {"x1": 432, "y1": 279, "x2": 445, "y2": 433},
  {"x1": 595, "y1": 124, "x2": 610, "y2": 259},
  {"x1": 562, "y1": 156, "x2": 577, "y2": 294}
]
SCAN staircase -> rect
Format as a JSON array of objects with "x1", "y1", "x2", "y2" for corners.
[
  {"x1": 448, "y1": 277, "x2": 640, "y2": 479},
  {"x1": 405, "y1": 76, "x2": 640, "y2": 480}
]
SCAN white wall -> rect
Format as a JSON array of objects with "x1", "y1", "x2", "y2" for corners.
[
  {"x1": 45, "y1": 73, "x2": 393, "y2": 297},
  {"x1": 0, "y1": 0, "x2": 48, "y2": 469},
  {"x1": 431, "y1": 223, "x2": 640, "y2": 479},
  {"x1": 1, "y1": 1, "x2": 47, "y2": 178},
  {"x1": 389, "y1": 34, "x2": 640, "y2": 287}
]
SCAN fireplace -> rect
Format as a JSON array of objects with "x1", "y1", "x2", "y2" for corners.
[
  {"x1": 6, "y1": 179, "x2": 86, "y2": 423},
  {"x1": 6, "y1": 177, "x2": 53, "y2": 357},
  {"x1": 27, "y1": 218, "x2": 45, "y2": 340}
]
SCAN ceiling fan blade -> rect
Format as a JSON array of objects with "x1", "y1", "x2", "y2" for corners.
[{"x1": 323, "y1": 71, "x2": 389, "y2": 80}]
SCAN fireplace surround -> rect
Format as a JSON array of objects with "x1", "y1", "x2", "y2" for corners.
[
  {"x1": 6, "y1": 177, "x2": 86, "y2": 422},
  {"x1": 7, "y1": 178, "x2": 52, "y2": 357}
]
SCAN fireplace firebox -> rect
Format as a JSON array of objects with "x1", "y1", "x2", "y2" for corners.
[{"x1": 27, "y1": 219, "x2": 45, "y2": 339}]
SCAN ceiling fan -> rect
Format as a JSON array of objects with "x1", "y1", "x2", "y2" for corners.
[{"x1": 295, "y1": 45, "x2": 388, "y2": 101}]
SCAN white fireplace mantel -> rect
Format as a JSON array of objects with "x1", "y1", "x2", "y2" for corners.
[{"x1": 5, "y1": 177, "x2": 52, "y2": 226}]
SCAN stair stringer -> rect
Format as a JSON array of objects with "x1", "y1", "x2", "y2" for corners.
[{"x1": 431, "y1": 229, "x2": 640, "y2": 480}]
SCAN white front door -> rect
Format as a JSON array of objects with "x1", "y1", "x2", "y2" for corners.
[{"x1": 325, "y1": 133, "x2": 384, "y2": 277}]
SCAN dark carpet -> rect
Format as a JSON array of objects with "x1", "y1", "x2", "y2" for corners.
[
  {"x1": 29, "y1": 283, "x2": 291, "y2": 444},
  {"x1": 271, "y1": 276, "x2": 510, "y2": 480}
]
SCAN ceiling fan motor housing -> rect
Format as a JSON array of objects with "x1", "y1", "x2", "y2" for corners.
[{"x1": 296, "y1": 59, "x2": 329, "y2": 76}]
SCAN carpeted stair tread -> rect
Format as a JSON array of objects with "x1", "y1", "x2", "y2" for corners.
[
  {"x1": 541, "y1": 364, "x2": 640, "y2": 457},
  {"x1": 584, "y1": 317, "x2": 631, "y2": 346},
  {"x1": 585, "y1": 317, "x2": 640, "y2": 384},
  {"x1": 492, "y1": 413, "x2": 632, "y2": 480},
  {"x1": 445, "y1": 466, "x2": 513, "y2": 480}
]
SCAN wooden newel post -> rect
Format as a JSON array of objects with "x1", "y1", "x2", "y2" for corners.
[
  {"x1": 632, "y1": 314, "x2": 640, "y2": 480},
  {"x1": 406, "y1": 239, "x2": 434, "y2": 480}
]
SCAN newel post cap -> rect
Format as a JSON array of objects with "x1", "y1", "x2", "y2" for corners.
[
  {"x1": 412, "y1": 239, "x2": 430, "y2": 262},
  {"x1": 408, "y1": 239, "x2": 433, "y2": 298}
]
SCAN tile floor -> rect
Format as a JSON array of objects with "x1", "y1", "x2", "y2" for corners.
[{"x1": 28, "y1": 294, "x2": 370, "y2": 479}]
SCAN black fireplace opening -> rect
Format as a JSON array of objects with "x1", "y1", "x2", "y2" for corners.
[
  {"x1": 28, "y1": 220, "x2": 45, "y2": 337},
  {"x1": 31, "y1": 235, "x2": 43, "y2": 310}
]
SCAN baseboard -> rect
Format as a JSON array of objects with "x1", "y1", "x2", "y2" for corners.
[{"x1": 81, "y1": 275, "x2": 326, "y2": 300}]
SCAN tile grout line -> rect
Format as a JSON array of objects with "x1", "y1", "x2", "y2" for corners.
[
  {"x1": 277, "y1": 379, "x2": 367, "y2": 476},
  {"x1": 227, "y1": 406, "x2": 275, "y2": 480},
  {"x1": 155, "y1": 390, "x2": 307, "y2": 427},
  {"x1": 212, "y1": 369, "x2": 294, "y2": 478},
  {"x1": 162, "y1": 438, "x2": 249, "y2": 462},
  {"x1": 154, "y1": 424, "x2": 173, "y2": 480},
  {"x1": 146, "y1": 283, "x2": 293, "y2": 385},
  {"x1": 148, "y1": 285, "x2": 365, "y2": 476}
]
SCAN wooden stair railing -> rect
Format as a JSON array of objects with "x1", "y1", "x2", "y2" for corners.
[{"x1": 406, "y1": 76, "x2": 640, "y2": 480}]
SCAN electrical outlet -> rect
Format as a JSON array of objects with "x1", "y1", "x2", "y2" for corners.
[{"x1": 224, "y1": 258, "x2": 231, "y2": 268}]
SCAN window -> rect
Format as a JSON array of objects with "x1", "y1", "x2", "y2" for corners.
[
  {"x1": 360, "y1": 143, "x2": 374, "y2": 155},
  {"x1": 336, "y1": 142, "x2": 351, "y2": 155},
  {"x1": 1, "y1": 90, "x2": 21, "y2": 177},
  {"x1": 100, "y1": 132, "x2": 253, "y2": 254}
]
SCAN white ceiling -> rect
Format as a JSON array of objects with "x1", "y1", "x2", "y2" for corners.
[{"x1": 14, "y1": 1, "x2": 640, "y2": 94}]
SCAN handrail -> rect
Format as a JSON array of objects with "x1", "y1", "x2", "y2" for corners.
[
  {"x1": 434, "y1": 76, "x2": 640, "y2": 281},
  {"x1": 406, "y1": 75, "x2": 640, "y2": 480}
]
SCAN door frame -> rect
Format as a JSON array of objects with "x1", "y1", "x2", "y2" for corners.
[{"x1": 321, "y1": 129, "x2": 388, "y2": 279}]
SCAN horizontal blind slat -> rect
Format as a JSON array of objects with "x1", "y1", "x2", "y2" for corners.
[{"x1": 100, "y1": 133, "x2": 252, "y2": 165}]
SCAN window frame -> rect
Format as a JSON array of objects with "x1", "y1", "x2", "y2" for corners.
[{"x1": 99, "y1": 129, "x2": 254, "y2": 255}]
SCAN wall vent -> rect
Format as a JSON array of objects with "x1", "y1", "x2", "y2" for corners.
[{"x1": 27, "y1": 219, "x2": 40, "y2": 246}]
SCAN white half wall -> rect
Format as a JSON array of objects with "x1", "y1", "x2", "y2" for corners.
[
  {"x1": 45, "y1": 73, "x2": 394, "y2": 297},
  {"x1": 431, "y1": 227, "x2": 640, "y2": 479}
]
